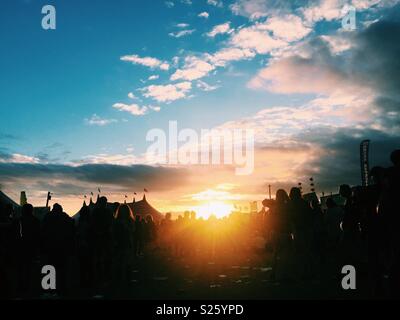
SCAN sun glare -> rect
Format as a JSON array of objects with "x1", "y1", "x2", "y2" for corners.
[{"x1": 193, "y1": 201, "x2": 235, "y2": 220}]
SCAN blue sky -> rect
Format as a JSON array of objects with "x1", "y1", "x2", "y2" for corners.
[
  {"x1": 0, "y1": 0, "x2": 321, "y2": 159},
  {"x1": 0, "y1": 0, "x2": 399, "y2": 214},
  {"x1": 1, "y1": 1, "x2": 256, "y2": 155}
]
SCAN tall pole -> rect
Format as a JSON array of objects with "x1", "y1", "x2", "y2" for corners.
[
  {"x1": 45, "y1": 192, "x2": 51, "y2": 209},
  {"x1": 360, "y1": 140, "x2": 371, "y2": 187},
  {"x1": 268, "y1": 185, "x2": 272, "y2": 200}
]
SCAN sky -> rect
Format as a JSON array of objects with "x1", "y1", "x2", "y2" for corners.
[{"x1": 0, "y1": 0, "x2": 399, "y2": 215}]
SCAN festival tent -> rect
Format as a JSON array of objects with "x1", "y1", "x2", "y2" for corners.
[
  {"x1": 0, "y1": 190, "x2": 20, "y2": 209},
  {"x1": 74, "y1": 194, "x2": 164, "y2": 223},
  {"x1": 127, "y1": 194, "x2": 164, "y2": 223}
]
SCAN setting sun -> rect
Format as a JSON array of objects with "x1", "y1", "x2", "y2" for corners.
[{"x1": 192, "y1": 201, "x2": 235, "y2": 220}]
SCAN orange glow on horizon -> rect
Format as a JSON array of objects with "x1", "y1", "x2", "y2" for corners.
[{"x1": 192, "y1": 201, "x2": 235, "y2": 220}]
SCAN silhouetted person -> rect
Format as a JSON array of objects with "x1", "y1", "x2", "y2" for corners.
[
  {"x1": 289, "y1": 187, "x2": 313, "y2": 279},
  {"x1": 311, "y1": 199, "x2": 326, "y2": 269},
  {"x1": 134, "y1": 215, "x2": 144, "y2": 256},
  {"x1": 339, "y1": 184, "x2": 361, "y2": 268},
  {"x1": 268, "y1": 189, "x2": 292, "y2": 281},
  {"x1": 76, "y1": 205, "x2": 93, "y2": 293},
  {"x1": 160, "y1": 213, "x2": 173, "y2": 253},
  {"x1": 380, "y1": 150, "x2": 400, "y2": 296},
  {"x1": 144, "y1": 215, "x2": 156, "y2": 246},
  {"x1": 325, "y1": 198, "x2": 344, "y2": 251},
  {"x1": 113, "y1": 204, "x2": 135, "y2": 287},
  {"x1": 0, "y1": 204, "x2": 16, "y2": 298},
  {"x1": 17, "y1": 204, "x2": 40, "y2": 296},
  {"x1": 90, "y1": 196, "x2": 113, "y2": 292},
  {"x1": 41, "y1": 203, "x2": 74, "y2": 296}
]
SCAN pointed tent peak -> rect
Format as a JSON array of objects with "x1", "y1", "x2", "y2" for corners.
[
  {"x1": 133, "y1": 197, "x2": 136, "y2": 203},
  {"x1": 96, "y1": 193, "x2": 100, "y2": 204},
  {"x1": 143, "y1": 194, "x2": 147, "y2": 201},
  {"x1": 83, "y1": 200, "x2": 87, "y2": 207}
]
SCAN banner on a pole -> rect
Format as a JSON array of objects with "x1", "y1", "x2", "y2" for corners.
[{"x1": 360, "y1": 140, "x2": 370, "y2": 187}]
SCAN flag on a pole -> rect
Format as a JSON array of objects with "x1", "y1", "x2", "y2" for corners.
[{"x1": 98, "y1": 188, "x2": 101, "y2": 193}]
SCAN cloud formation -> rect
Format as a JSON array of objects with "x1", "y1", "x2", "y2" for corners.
[
  {"x1": 112, "y1": 103, "x2": 148, "y2": 116},
  {"x1": 141, "y1": 81, "x2": 192, "y2": 103},
  {"x1": 120, "y1": 54, "x2": 170, "y2": 71},
  {"x1": 85, "y1": 114, "x2": 118, "y2": 126}
]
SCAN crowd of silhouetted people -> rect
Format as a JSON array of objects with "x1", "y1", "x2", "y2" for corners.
[
  {"x1": 0, "y1": 197, "x2": 157, "y2": 298},
  {"x1": 260, "y1": 149, "x2": 400, "y2": 297},
  {"x1": 0, "y1": 149, "x2": 399, "y2": 299}
]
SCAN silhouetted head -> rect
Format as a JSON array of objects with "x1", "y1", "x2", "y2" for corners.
[
  {"x1": 165, "y1": 212, "x2": 172, "y2": 220},
  {"x1": 390, "y1": 150, "x2": 400, "y2": 167},
  {"x1": 190, "y1": 211, "x2": 196, "y2": 220},
  {"x1": 276, "y1": 189, "x2": 289, "y2": 205},
  {"x1": 289, "y1": 187, "x2": 302, "y2": 201},
  {"x1": 52, "y1": 203, "x2": 63, "y2": 214},
  {"x1": 98, "y1": 196, "x2": 108, "y2": 208},
  {"x1": 115, "y1": 204, "x2": 134, "y2": 222},
  {"x1": 326, "y1": 198, "x2": 337, "y2": 209},
  {"x1": 339, "y1": 184, "x2": 352, "y2": 199},
  {"x1": 22, "y1": 203, "x2": 34, "y2": 217},
  {"x1": 79, "y1": 205, "x2": 91, "y2": 222},
  {"x1": 184, "y1": 211, "x2": 190, "y2": 220}
]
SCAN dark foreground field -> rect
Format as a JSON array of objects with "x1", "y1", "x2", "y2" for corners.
[{"x1": 46, "y1": 246, "x2": 370, "y2": 300}]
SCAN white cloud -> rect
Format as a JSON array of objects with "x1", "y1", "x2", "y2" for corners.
[
  {"x1": 230, "y1": 24, "x2": 287, "y2": 54},
  {"x1": 120, "y1": 54, "x2": 170, "y2": 71},
  {"x1": 128, "y1": 92, "x2": 138, "y2": 99},
  {"x1": 248, "y1": 56, "x2": 348, "y2": 94},
  {"x1": 176, "y1": 23, "x2": 190, "y2": 28},
  {"x1": 198, "y1": 12, "x2": 210, "y2": 18},
  {"x1": 171, "y1": 56, "x2": 215, "y2": 81},
  {"x1": 169, "y1": 29, "x2": 196, "y2": 38},
  {"x1": 301, "y1": 0, "x2": 393, "y2": 25},
  {"x1": 165, "y1": 1, "x2": 174, "y2": 8},
  {"x1": 85, "y1": 114, "x2": 118, "y2": 126},
  {"x1": 302, "y1": 0, "x2": 343, "y2": 24},
  {"x1": 210, "y1": 47, "x2": 256, "y2": 67},
  {"x1": 321, "y1": 34, "x2": 353, "y2": 54},
  {"x1": 142, "y1": 81, "x2": 192, "y2": 103},
  {"x1": 262, "y1": 14, "x2": 312, "y2": 42},
  {"x1": 207, "y1": 0, "x2": 223, "y2": 7},
  {"x1": 112, "y1": 103, "x2": 148, "y2": 116},
  {"x1": 0, "y1": 154, "x2": 40, "y2": 164},
  {"x1": 197, "y1": 80, "x2": 219, "y2": 92},
  {"x1": 207, "y1": 22, "x2": 233, "y2": 37},
  {"x1": 230, "y1": 0, "x2": 269, "y2": 19},
  {"x1": 149, "y1": 105, "x2": 162, "y2": 112},
  {"x1": 148, "y1": 75, "x2": 160, "y2": 81},
  {"x1": 79, "y1": 153, "x2": 137, "y2": 166}
]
